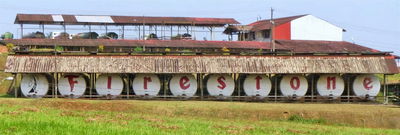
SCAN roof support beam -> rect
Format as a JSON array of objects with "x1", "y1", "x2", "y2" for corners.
[
  {"x1": 20, "y1": 24, "x2": 23, "y2": 38},
  {"x1": 122, "y1": 25, "x2": 125, "y2": 39}
]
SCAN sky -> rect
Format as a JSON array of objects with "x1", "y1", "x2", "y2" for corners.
[{"x1": 0, "y1": 0, "x2": 399, "y2": 55}]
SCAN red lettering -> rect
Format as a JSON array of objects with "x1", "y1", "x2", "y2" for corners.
[
  {"x1": 65, "y1": 75, "x2": 79, "y2": 92},
  {"x1": 255, "y1": 76, "x2": 262, "y2": 90},
  {"x1": 363, "y1": 77, "x2": 373, "y2": 90},
  {"x1": 290, "y1": 77, "x2": 300, "y2": 90},
  {"x1": 217, "y1": 76, "x2": 226, "y2": 90},
  {"x1": 327, "y1": 76, "x2": 336, "y2": 90},
  {"x1": 179, "y1": 76, "x2": 190, "y2": 90},
  {"x1": 107, "y1": 76, "x2": 112, "y2": 89},
  {"x1": 144, "y1": 77, "x2": 152, "y2": 90}
]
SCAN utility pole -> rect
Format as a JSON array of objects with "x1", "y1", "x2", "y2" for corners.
[{"x1": 270, "y1": 8, "x2": 275, "y2": 52}]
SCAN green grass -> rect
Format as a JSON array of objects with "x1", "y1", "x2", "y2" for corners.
[
  {"x1": 377, "y1": 74, "x2": 400, "y2": 84},
  {"x1": 0, "y1": 53, "x2": 12, "y2": 94},
  {"x1": 0, "y1": 98, "x2": 399, "y2": 135}
]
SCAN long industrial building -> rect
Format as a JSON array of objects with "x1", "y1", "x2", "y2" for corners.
[{"x1": 0, "y1": 13, "x2": 398, "y2": 101}]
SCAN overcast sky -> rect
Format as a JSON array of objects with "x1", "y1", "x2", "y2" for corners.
[{"x1": 0, "y1": 0, "x2": 399, "y2": 55}]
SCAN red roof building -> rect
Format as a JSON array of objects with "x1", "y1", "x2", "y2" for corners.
[{"x1": 225, "y1": 15, "x2": 344, "y2": 42}]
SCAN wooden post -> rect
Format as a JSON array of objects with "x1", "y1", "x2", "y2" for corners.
[
  {"x1": 89, "y1": 73, "x2": 93, "y2": 99},
  {"x1": 347, "y1": 75, "x2": 350, "y2": 102},
  {"x1": 233, "y1": 74, "x2": 237, "y2": 97},
  {"x1": 55, "y1": 73, "x2": 58, "y2": 98},
  {"x1": 200, "y1": 73, "x2": 204, "y2": 100},
  {"x1": 94, "y1": 74, "x2": 97, "y2": 98},
  {"x1": 383, "y1": 74, "x2": 387, "y2": 104},
  {"x1": 126, "y1": 74, "x2": 130, "y2": 99},
  {"x1": 311, "y1": 74, "x2": 314, "y2": 102},
  {"x1": 54, "y1": 38, "x2": 58, "y2": 98},
  {"x1": 274, "y1": 74, "x2": 278, "y2": 102},
  {"x1": 163, "y1": 74, "x2": 167, "y2": 99},
  {"x1": 52, "y1": 73, "x2": 55, "y2": 98},
  {"x1": 237, "y1": 74, "x2": 241, "y2": 100},
  {"x1": 196, "y1": 73, "x2": 200, "y2": 99},
  {"x1": 10, "y1": 73, "x2": 17, "y2": 98}
]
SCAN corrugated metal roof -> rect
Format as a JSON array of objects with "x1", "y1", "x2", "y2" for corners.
[
  {"x1": 0, "y1": 39, "x2": 270, "y2": 49},
  {"x1": 5, "y1": 55, "x2": 398, "y2": 74},
  {"x1": 248, "y1": 15, "x2": 307, "y2": 31},
  {"x1": 15, "y1": 14, "x2": 239, "y2": 26},
  {"x1": 0, "y1": 39, "x2": 381, "y2": 53},
  {"x1": 275, "y1": 40, "x2": 380, "y2": 53}
]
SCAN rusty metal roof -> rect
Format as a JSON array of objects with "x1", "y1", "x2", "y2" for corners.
[
  {"x1": 248, "y1": 15, "x2": 307, "y2": 31},
  {"x1": 275, "y1": 40, "x2": 380, "y2": 53},
  {"x1": 0, "y1": 39, "x2": 270, "y2": 49},
  {"x1": 15, "y1": 14, "x2": 239, "y2": 26},
  {"x1": 5, "y1": 55, "x2": 398, "y2": 74},
  {"x1": 0, "y1": 39, "x2": 383, "y2": 53}
]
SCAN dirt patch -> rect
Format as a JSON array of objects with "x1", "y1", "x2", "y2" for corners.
[
  {"x1": 1, "y1": 111, "x2": 21, "y2": 116},
  {"x1": 287, "y1": 129, "x2": 309, "y2": 134},
  {"x1": 141, "y1": 116, "x2": 164, "y2": 123},
  {"x1": 85, "y1": 115, "x2": 103, "y2": 123},
  {"x1": 6, "y1": 126, "x2": 17, "y2": 134},
  {"x1": 151, "y1": 124, "x2": 180, "y2": 130},
  {"x1": 214, "y1": 125, "x2": 255, "y2": 134},
  {"x1": 0, "y1": 46, "x2": 8, "y2": 53},
  {"x1": 19, "y1": 107, "x2": 40, "y2": 112},
  {"x1": 59, "y1": 111, "x2": 86, "y2": 117},
  {"x1": 44, "y1": 100, "x2": 133, "y2": 112},
  {"x1": 81, "y1": 113, "x2": 132, "y2": 126},
  {"x1": 115, "y1": 113, "x2": 132, "y2": 121},
  {"x1": 0, "y1": 100, "x2": 22, "y2": 106}
]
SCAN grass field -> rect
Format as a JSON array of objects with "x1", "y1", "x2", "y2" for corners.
[{"x1": 0, "y1": 98, "x2": 399, "y2": 135}]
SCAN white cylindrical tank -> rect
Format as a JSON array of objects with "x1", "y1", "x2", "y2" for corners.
[
  {"x1": 169, "y1": 74, "x2": 198, "y2": 97},
  {"x1": 95, "y1": 74, "x2": 124, "y2": 96},
  {"x1": 280, "y1": 75, "x2": 308, "y2": 98},
  {"x1": 317, "y1": 74, "x2": 344, "y2": 98},
  {"x1": 58, "y1": 74, "x2": 87, "y2": 98},
  {"x1": 206, "y1": 74, "x2": 235, "y2": 96},
  {"x1": 243, "y1": 74, "x2": 271, "y2": 97},
  {"x1": 20, "y1": 74, "x2": 49, "y2": 98},
  {"x1": 352, "y1": 74, "x2": 380, "y2": 98},
  {"x1": 132, "y1": 74, "x2": 161, "y2": 96}
]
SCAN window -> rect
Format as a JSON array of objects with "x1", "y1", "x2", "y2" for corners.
[
  {"x1": 250, "y1": 32, "x2": 255, "y2": 40},
  {"x1": 262, "y1": 30, "x2": 270, "y2": 38}
]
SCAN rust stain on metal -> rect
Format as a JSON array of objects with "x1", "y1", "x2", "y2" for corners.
[
  {"x1": 0, "y1": 39, "x2": 381, "y2": 53},
  {"x1": 15, "y1": 14, "x2": 239, "y2": 26}
]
